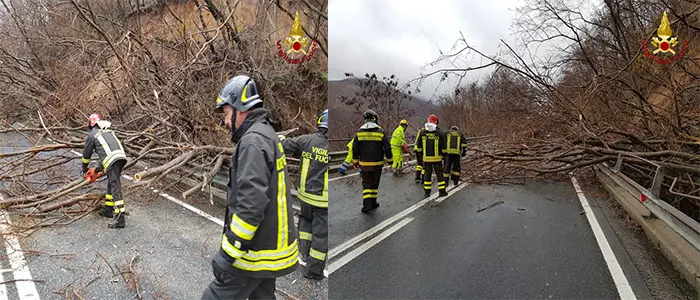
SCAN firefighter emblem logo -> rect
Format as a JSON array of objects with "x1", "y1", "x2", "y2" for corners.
[
  {"x1": 642, "y1": 11, "x2": 689, "y2": 64},
  {"x1": 277, "y1": 11, "x2": 318, "y2": 64}
]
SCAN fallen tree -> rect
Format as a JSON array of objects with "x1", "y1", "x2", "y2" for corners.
[
  {"x1": 409, "y1": 0, "x2": 700, "y2": 221},
  {"x1": 0, "y1": 0, "x2": 327, "y2": 225}
]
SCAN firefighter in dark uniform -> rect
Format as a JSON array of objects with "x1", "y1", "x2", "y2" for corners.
[
  {"x1": 444, "y1": 125, "x2": 468, "y2": 188},
  {"x1": 414, "y1": 114, "x2": 447, "y2": 197},
  {"x1": 82, "y1": 113, "x2": 128, "y2": 228},
  {"x1": 352, "y1": 110, "x2": 392, "y2": 213},
  {"x1": 414, "y1": 127, "x2": 424, "y2": 183},
  {"x1": 202, "y1": 75, "x2": 298, "y2": 300},
  {"x1": 280, "y1": 109, "x2": 328, "y2": 280}
]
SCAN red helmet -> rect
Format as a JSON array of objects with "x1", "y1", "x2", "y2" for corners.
[
  {"x1": 428, "y1": 114, "x2": 438, "y2": 125},
  {"x1": 88, "y1": 113, "x2": 101, "y2": 127}
]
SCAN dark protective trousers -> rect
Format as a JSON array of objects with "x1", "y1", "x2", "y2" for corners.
[
  {"x1": 415, "y1": 156, "x2": 423, "y2": 181},
  {"x1": 423, "y1": 161, "x2": 446, "y2": 194},
  {"x1": 415, "y1": 163, "x2": 423, "y2": 181},
  {"x1": 361, "y1": 167, "x2": 383, "y2": 209},
  {"x1": 298, "y1": 202, "x2": 328, "y2": 277},
  {"x1": 443, "y1": 154, "x2": 461, "y2": 187},
  {"x1": 201, "y1": 261, "x2": 276, "y2": 300},
  {"x1": 105, "y1": 159, "x2": 126, "y2": 215}
]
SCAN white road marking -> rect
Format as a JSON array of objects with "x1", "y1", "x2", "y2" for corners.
[
  {"x1": 0, "y1": 222, "x2": 7, "y2": 300},
  {"x1": 571, "y1": 176, "x2": 636, "y2": 300},
  {"x1": 73, "y1": 143, "x2": 326, "y2": 276},
  {"x1": 0, "y1": 194, "x2": 40, "y2": 300},
  {"x1": 328, "y1": 181, "x2": 469, "y2": 260},
  {"x1": 121, "y1": 174, "x2": 225, "y2": 227},
  {"x1": 328, "y1": 217, "x2": 414, "y2": 274}
]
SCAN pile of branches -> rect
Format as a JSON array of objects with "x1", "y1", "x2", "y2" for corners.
[
  {"x1": 411, "y1": 0, "x2": 700, "y2": 220},
  {"x1": 0, "y1": 0, "x2": 327, "y2": 218}
]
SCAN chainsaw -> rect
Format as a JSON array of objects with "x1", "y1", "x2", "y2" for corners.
[{"x1": 83, "y1": 168, "x2": 104, "y2": 184}]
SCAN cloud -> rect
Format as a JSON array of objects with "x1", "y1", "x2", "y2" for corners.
[{"x1": 329, "y1": 0, "x2": 524, "y2": 99}]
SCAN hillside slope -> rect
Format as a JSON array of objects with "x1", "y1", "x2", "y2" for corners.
[{"x1": 329, "y1": 77, "x2": 438, "y2": 142}]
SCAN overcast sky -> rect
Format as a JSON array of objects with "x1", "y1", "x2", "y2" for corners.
[{"x1": 328, "y1": 0, "x2": 526, "y2": 99}]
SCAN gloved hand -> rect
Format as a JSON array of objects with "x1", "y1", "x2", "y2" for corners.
[
  {"x1": 461, "y1": 148, "x2": 467, "y2": 157},
  {"x1": 278, "y1": 134, "x2": 286, "y2": 141},
  {"x1": 229, "y1": 238, "x2": 251, "y2": 259}
]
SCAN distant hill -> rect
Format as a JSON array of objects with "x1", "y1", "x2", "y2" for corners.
[{"x1": 329, "y1": 77, "x2": 440, "y2": 146}]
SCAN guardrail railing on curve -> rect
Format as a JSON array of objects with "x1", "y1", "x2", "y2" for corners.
[{"x1": 597, "y1": 153, "x2": 700, "y2": 252}]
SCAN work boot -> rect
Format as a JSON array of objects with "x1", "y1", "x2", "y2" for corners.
[
  {"x1": 439, "y1": 190, "x2": 448, "y2": 197},
  {"x1": 453, "y1": 179, "x2": 458, "y2": 186},
  {"x1": 424, "y1": 190, "x2": 431, "y2": 198},
  {"x1": 370, "y1": 202, "x2": 380, "y2": 211},
  {"x1": 98, "y1": 206, "x2": 113, "y2": 218},
  {"x1": 304, "y1": 272, "x2": 324, "y2": 280},
  {"x1": 361, "y1": 206, "x2": 371, "y2": 214},
  {"x1": 108, "y1": 213, "x2": 125, "y2": 228}
]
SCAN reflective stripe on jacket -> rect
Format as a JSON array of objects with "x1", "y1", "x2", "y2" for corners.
[
  {"x1": 82, "y1": 121, "x2": 127, "y2": 170},
  {"x1": 282, "y1": 130, "x2": 328, "y2": 208},
  {"x1": 414, "y1": 125, "x2": 445, "y2": 163},
  {"x1": 214, "y1": 109, "x2": 298, "y2": 278},
  {"x1": 352, "y1": 122, "x2": 393, "y2": 168},
  {"x1": 445, "y1": 130, "x2": 467, "y2": 155}
]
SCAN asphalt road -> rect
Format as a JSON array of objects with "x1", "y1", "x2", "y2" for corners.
[
  {"x1": 327, "y1": 169, "x2": 694, "y2": 299},
  {"x1": 0, "y1": 128, "x2": 327, "y2": 300},
  {"x1": 329, "y1": 170, "x2": 425, "y2": 249}
]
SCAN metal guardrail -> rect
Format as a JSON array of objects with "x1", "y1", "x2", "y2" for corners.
[{"x1": 600, "y1": 154, "x2": 700, "y2": 252}]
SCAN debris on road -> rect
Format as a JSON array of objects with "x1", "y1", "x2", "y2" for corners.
[{"x1": 477, "y1": 200, "x2": 504, "y2": 213}]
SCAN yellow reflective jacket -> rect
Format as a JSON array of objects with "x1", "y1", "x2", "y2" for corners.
[{"x1": 391, "y1": 125, "x2": 406, "y2": 148}]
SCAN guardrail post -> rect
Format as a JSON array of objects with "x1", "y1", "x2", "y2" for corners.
[
  {"x1": 651, "y1": 166, "x2": 665, "y2": 198},
  {"x1": 614, "y1": 153, "x2": 622, "y2": 171}
]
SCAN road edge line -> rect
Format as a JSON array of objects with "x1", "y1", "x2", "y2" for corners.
[
  {"x1": 328, "y1": 217, "x2": 414, "y2": 274},
  {"x1": 571, "y1": 176, "x2": 636, "y2": 300},
  {"x1": 0, "y1": 194, "x2": 39, "y2": 300},
  {"x1": 329, "y1": 181, "x2": 469, "y2": 260}
]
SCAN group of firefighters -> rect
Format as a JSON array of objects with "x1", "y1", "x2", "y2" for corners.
[
  {"x1": 81, "y1": 75, "x2": 328, "y2": 299},
  {"x1": 338, "y1": 110, "x2": 468, "y2": 213},
  {"x1": 76, "y1": 75, "x2": 467, "y2": 298}
]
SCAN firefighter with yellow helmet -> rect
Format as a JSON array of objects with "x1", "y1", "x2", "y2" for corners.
[{"x1": 390, "y1": 119, "x2": 410, "y2": 172}]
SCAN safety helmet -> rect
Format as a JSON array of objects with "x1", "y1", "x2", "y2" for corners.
[
  {"x1": 363, "y1": 110, "x2": 378, "y2": 122},
  {"x1": 428, "y1": 114, "x2": 438, "y2": 125},
  {"x1": 215, "y1": 75, "x2": 262, "y2": 112},
  {"x1": 451, "y1": 125, "x2": 459, "y2": 131},
  {"x1": 88, "y1": 113, "x2": 101, "y2": 127},
  {"x1": 400, "y1": 119, "x2": 408, "y2": 126},
  {"x1": 317, "y1": 109, "x2": 328, "y2": 129}
]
